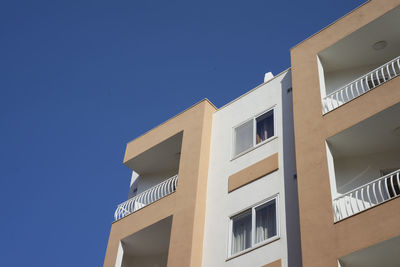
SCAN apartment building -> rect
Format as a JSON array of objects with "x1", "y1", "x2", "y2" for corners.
[
  {"x1": 103, "y1": 69, "x2": 301, "y2": 267},
  {"x1": 290, "y1": 0, "x2": 400, "y2": 266},
  {"x1": 104, "y1": 100, "x2": 216, "y2": 267},
  {"x1": 103, "y1": 1, "x2": 400, "y2": 266},
  {"x1": 201, "y1": 69, "x2": 301, "y2": 267}
]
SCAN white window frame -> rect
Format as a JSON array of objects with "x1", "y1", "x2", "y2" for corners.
[
  {"x1": 227, "y1": 195, "x2": 280, "y2": 259},
  {"x1": 232, "y1": 106, "x2": 277, "y2": 159}
]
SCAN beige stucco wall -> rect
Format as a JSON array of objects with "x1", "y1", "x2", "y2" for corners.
[
  {"x1": 228, "y1": 153, "x2": 279, "y2": 192},
  {"x1": 290, "y1": 1, "x2": 400, "y2": 266},
  {"x1": 104, "y1": 99, "x2": 216, "y2": 267},
  {"x1": 262, "y1": 259, "x2": 282, "y2": 267}
]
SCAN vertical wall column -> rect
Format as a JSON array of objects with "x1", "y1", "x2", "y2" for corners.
[{"x1": 166, "y1": 101, "x2": 215, "y2": 267}]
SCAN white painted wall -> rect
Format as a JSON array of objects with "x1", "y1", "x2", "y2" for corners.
[
  {"x1": 333, "y1": 150, "x2": 400, "y2": 195},
  {"x1": 281, "y1": 78, "x2": 302, "y2": 267},
  {"x1": 326, "y1": 142, "x2": 339, "y2": 199},
  {"x1": 201, "y1": 70, "x2": 300, "y2": 267},
  {"x1": 129, "y1": 169, "x2": 178, "y2": 198},
  {"x1": 317, "y1": 56, "x2": 327, "y2": 99},
  {"x1": 323, "y1": 61, "x2": 388, "y2": 96},
  {"x1": 115, "y1": 242, "x2": 124, "y2": 267}
]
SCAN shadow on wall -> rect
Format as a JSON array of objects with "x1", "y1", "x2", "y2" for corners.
[
  {"x1": 120, "y1": 216, "x2": 173, "y2": 267},
  {"x1": 280, "y1": 70, "x2": 303, "y2": 267}
]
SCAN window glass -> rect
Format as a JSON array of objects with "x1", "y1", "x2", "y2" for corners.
[
  {"x1": 231, "y1": 210, "x2": 252, "y2": 254},
  {"x1": 233, "y1": 109, "x2": 275, "y2": 158},
  {"x1": 230, "y1": 197, "x2": 278, "y2": 256},
  {"x1": 255, "y1": 199, "x2": 276, "y2": 243},
  {"x1": 234, "y1": 120, "x2": 253, "y2": 156},
  {"x1": 256, "y1": 110, "x2": 274, "y2": 144}
]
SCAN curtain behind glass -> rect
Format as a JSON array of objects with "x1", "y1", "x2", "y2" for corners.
[
  {"x1": 255, "y1": 199, "x2": 276, "y2": 243},
  {"x1": 231, "y1": 211, "x2": 252, "y2": 254}
]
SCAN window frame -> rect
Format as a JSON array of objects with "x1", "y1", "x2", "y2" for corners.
[
  {"x1": 227, "y1": 195, "x2": 280, "y2": 259},
  {"x1": 232, "y1": 107, "x2": 277, "y2": 159}
]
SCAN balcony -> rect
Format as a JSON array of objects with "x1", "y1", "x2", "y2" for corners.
[
  {"x1": 115, "y1": 131, "x2": 182, "y2": 221},
  {"x1": 326, "y1": 103, "x2": 400, "y2": 222},
  {"x1": 114, "y1": 175, "x2": 178, "y2": 221},
  {"x1": 338, "y1": 235, "x2": 400, "y2": 267},
  {"x1": 333, "y1": 169, "x2": 400, "y2": 222},
  {"x1": 318, "y1": 6, "x2": 400, "y2": 114},
  {"x1": 323, "y1": 56, "x2": 400, "y2": 113},
  {"x1": 119, "y1": 216, "x2": 172, "y2": 267}
]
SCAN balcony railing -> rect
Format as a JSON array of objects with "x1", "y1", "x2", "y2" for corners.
[
  {"x1": 114, "y1": 175, "x2": 178, "y2": 221},
  {"x1": 323, "y1": 55, "x2": 400, "y2": 114},
  {"x1": 333, "y1": 169, "x2": 400, "y2": 222}
]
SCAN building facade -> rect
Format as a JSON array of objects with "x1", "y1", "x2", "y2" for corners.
[
  {"x1": 104, "y1": 69, "x2": 301, "y2": 267},
  {"x1": 104, "y1": 1, "x2": 400, "y2": 266},
  {"x1": 201, "y1": 69, "x2": 301, "y2": 267},
  {"x1": 290, "y1": 1, "x2": 400, "y2": 266},
  {"x1": 103, "y1": 99, "x2": 216, "y2": 267}
]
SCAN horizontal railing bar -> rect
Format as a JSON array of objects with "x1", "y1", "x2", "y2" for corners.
[
  {"x1": 325, "y1": 55, "x2": 400, "y2": 99},
  {"x1": 116, "y1": 174, "x2": 178, "y2": 208},
  {"x1": 323, "y1": 55, "x2": 400, "y2": 113},
  {"x1": 334, "y1": 169, "x2": 400, "y2": 201},
  {"x1": 333, "y1": 169, "x2": 400, "y2": 222},
  {"x1": 114, "y1": 174, "x2": 178, "y2": 221}
]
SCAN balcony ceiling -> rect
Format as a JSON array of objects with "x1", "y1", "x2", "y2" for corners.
[
  {"x1": 122, "y1": 216, "x2": 172, "y2": 257},
  {"x1": 124, "y1": 131, "x2": 182, "y2": 175},
  {"x1": 328, "y1": 102, "x2": 400, "y2": 158},
  {"x1": 340, "y1": 235, "x2": 400, "y2": 267},
  {"x1": 319, "y1": 6, "x2": 400, "y2": 73}
]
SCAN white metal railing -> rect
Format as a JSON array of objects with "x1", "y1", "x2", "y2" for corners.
[
  {"x1": 323, "y1": 55, "x2": 400, "y2": 113},
  {"x1": 333, "y1": 169, "x2": 400, "y2": 222},
  {"x1": 114, "y1": 175, "x2": 178, "y2": 221}
]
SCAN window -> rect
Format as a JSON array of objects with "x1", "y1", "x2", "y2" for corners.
[
  {"x1": 233, "y1": 109, "x2": 275, "y2": 157},
  {"x1": 230, "y1": 197, "x2": 278, "y2": 256}
]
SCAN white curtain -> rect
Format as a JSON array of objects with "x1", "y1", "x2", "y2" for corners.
[
  {"x1": 255, "y1": 200, "x2": 276, "y2": 243},
  {"x1": 232, "y1": 212, "x2": 252, "y2": 254}
]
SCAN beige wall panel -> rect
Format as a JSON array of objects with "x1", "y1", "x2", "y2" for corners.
[
  {"x1": 104, "y1": 100, "x2": 216, "y2": 267},
  {"x1": 188, "y1": 102, "x2": 215, "y2": 267},
  {"x1": 103, "y1": 193, "x2": 176, "y2": 267},
  {"x1": 228, "y1": 153, "x2": 279, "y2": 192},
  {"x1": 290, "y1": 1, "x2": 400, "y2": 267},
  {"x1": 261, "y1": 259, "x2": 282, "y2": 267},
  {"x1": 123, "y1": 99, "x2": 215, "y2": 165},
  {"x1": 166, "y1": 101, "x2": 215, "y2": 267}
]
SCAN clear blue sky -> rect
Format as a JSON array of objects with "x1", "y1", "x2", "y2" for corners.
[{"x1": 0, "y1": 0, "x2": 365, "y2": 266}]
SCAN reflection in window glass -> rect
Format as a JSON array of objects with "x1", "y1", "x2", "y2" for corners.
[
  {"x1": 233, "y1": 109, "x2": 275, "y2": 158},
  {"x1": 234, "y1": 120, "x2": 253, "y2": 156}
]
